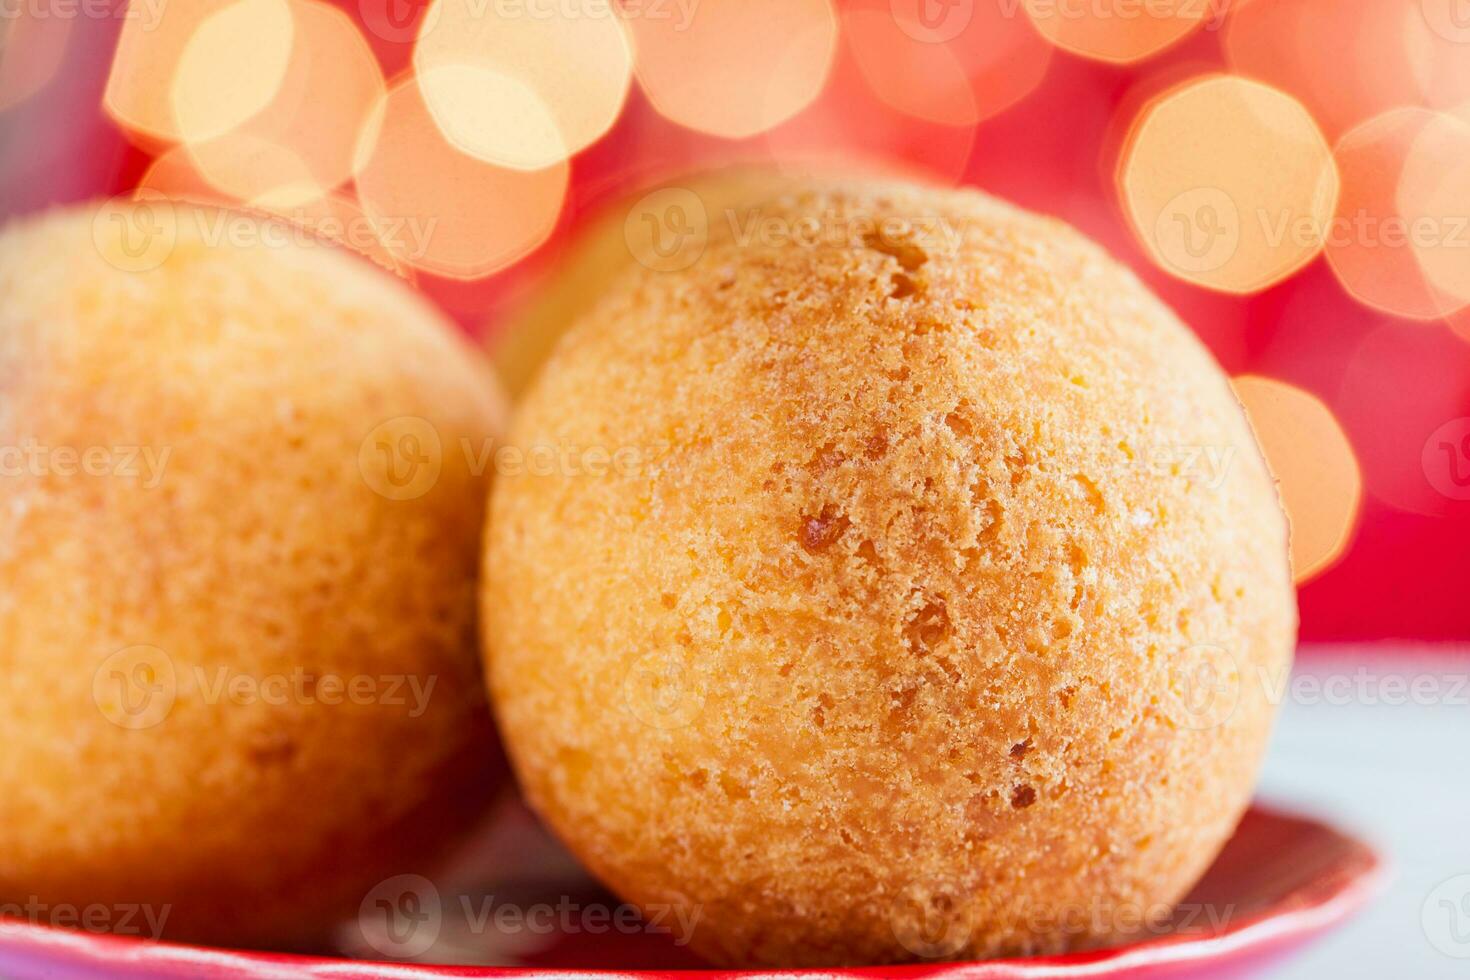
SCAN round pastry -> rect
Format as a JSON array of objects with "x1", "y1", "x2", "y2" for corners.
[
  {"x1": 489, "y1": 163, "x2": 885, "y2": 400},
  {"x1": 0, "y1": 201, "x2": 506, "y2": 947},
  {"x1": 482, "y1": 178, "x2": 1295, "y2": 966}
]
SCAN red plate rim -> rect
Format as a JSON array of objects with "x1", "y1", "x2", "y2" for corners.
[{"x1": 0, "y1": 805, "x2": 1385, "y2": 980}]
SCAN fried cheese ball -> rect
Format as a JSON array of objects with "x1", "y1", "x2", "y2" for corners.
[
  {"x1": 0, "y1": 202, "x2": 506, "y2": 948},
  {"x1": 489, "y1": 163, "x2": 890, "y2": 400},
  {"x1": 483, "y1": 179, "x2": 1295, "y2": 966}
]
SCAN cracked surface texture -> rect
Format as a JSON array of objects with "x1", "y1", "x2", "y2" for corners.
[
  {"x1": 0, "y1": 203, "x2": 506, "y2": 947},
  {"x1": 483, "y1": 178, "x2": 1296, "y2": 967}
]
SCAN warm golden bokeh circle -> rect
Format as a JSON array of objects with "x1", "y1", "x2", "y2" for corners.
[
  {"x1": 1326, "y1": 108, "x2": 1470, "y2": 321},
  {"x1": 138, "y1": 146, "x2": 409, "y2": 275},
  {"x1": 170, "y1": 0, "x2": 297, "y2": 145},
  {"x1": 414, "y1": 64, "x2": 567, "y2": 171},
  {"x1": 414, "y1": 0, "x2": 632, "y2": 169},
  {"x1": 107, "y1": 0, "x2": 278, "y2": 143},
  {"x1": 1120, "y1": 75, "x2": 1339, "y2": 294},
  {"x1": 627, "y1": 0, "x2": 839, "y2": 139},
  {"x1": 1395, "y1": 110, "x2": 1470, "y2": 311},
  {"x1": 1233, "y1": 375, "x2": 1362, "y2": 584},
  {"x1": 1223, "y1": 0, "x2": 1433, "y2": 140},
  {"x1": 105, "y1": 0, "x2": 219, "y2": 141},
  {"x1": 1023, "y1": 0, "x2": 1220, "y2": 65},
  {"x1": 1417, "y1": 0, "x2": 1470, "y2": 110},
  {"x1": 180, "y1": 0, "x2": 386, "y2": 207},
  {"x1": 182, "y1": 134, "x2": 324, "y2": 211},
  {"x1": 104, "y1": 0, "x2": 383, "y2": 210},
  {"x1": 353, "y1": 74, "x2": 567, "y2": 279},
  {"x1": 845, "y1": 0, "x2": 1052, "y2": 127}
]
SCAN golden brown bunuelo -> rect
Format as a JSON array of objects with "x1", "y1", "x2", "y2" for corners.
[
  {"x1": 483, "y1": 178, "x2": 1296, "y2": 967},
  {"x1": 0, "y1": 203, "x2": 507, "y2": 948}
]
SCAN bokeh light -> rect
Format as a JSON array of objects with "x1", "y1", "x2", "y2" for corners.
[
  {"x1": 353, "y1": 74, "x2": 568, "y2": 280},
  {"x1": 180, "y1": 134, "x2": 322, "y2": 210},
  {"x1": 64, "y1": 0, "x2": 1470, "y2": 638},
  {"x1": 414, "y1": 0, "x2": 632, "y2": 169},
  {"x1": 1119, "y1": 75, "x2": 1339, "y2": 294},
  {"x1": 1233, "y1": 375, "x2": 1362, "y2": 584},
  {"x1": 627, "y1": 0, "x2": 838, "y2": 139},
  {"x1": 169, "y1": 0, "x2": 296, "y2": 144},
  {"x1": 0, "y1": 3, "x2": 72, "y2": 113},
  {"x1": 1326, "y1": 108, "x2": 1469, "y2": 321},
  {"x1": 413, "y1": 64, "x2": 565, "y2": 172},
  {"x1": 1223, "y1": 0, "x2": 1432, "y2": 139},
  {"x1": 845, "y1": 0, "x2": 1052, "y2": 127},
  {"x1": 1395, "y1": 110, "x2": 1470, "y2": 310},
  {"x1": 1023, "y1": 0, "x2": 1220, "y2": 64},
  {"x1": 1339, "y1": 323, "x2": 1470, "y2": 516},
  {"x1": 106, "y1": 0, "x2": 236, "y2": 141},
  {"x1": 762, "y1": 43, "x2": 978, "y2": 185},
  {"x1": 1417, "y1": 0, "x2": 1470, "y2": 110},
  {"x1": 138, "y1": 142, "x2": 268, "y2": 207},
  {"x1": 181, "y1": 0, "x2": 385, "y2": 206},
  {"x1": 137, "y1": 145, "x2": 406, "y2": 274}
]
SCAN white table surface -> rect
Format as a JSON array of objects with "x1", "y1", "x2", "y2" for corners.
[{"x1": 1256, "y1": 644, "x2": 1470, "y2": 979}]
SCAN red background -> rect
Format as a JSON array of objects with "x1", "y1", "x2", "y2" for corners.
[{"x1": 2, "y1": 1, "x2": 1467, "y2": 642}]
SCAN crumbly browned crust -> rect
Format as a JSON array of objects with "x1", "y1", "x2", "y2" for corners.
[
  {"x1": 0, "y1": 203, "x2": 507, "y2": 947},
  {"x1": 483, "y1": 177, "x2": 1296, "y2": 967},
  {"x1": 489, "y1": 163, "x2": 884, "y2": 400}
]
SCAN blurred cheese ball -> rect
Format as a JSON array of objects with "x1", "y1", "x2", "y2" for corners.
[
  {"x1": 484, "y1": 179, "x2": 1295, "y2": 966},
  {"x1": 489, "y1": 163, "x2": 891, "y2": 400},
  {"x1": 0, "y1": 201, "x2": 506, "y2": 947}
]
